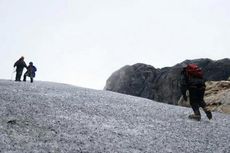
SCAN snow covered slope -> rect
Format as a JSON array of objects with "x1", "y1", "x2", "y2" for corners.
[{"x1": 0, "y1": 79, "x2": 230, "y2": 153}]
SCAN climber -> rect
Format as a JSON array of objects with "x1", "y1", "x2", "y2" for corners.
[
  {"x1": 180, "y1": 64, "x2": 212, "y2": 121},
  {"x1": 14, "y1": 56, "x2": 27, "y2": 81},
  {"x1": 23, "y1": 62, "x2": 37, "y2": 83}
]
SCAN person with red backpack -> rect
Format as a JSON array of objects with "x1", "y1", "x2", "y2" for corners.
[{"x1": 180, "y1": 64, "x2": 212, "y2": 121}]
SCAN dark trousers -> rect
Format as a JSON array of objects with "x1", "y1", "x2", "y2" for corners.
[
  {"x1": 189, "y1": 88, "x2": 207, "y2": 115},
  {"x1": 15, "y1": 70, "x2": 23, "y2": 81},
  {"x1": 23, "y1": 72, "x2": 33, "y2": 83}
]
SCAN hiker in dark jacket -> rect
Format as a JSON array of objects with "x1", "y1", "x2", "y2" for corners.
[
  {"x1": 14, "y1": 56, "x2": 27, "y2": 81},
  {"x1": 23, "y1": 62, "x2": 37, "y2": 83},
  {"x1": 180, "y1": 64, "x2": 212, "y2": 121}
]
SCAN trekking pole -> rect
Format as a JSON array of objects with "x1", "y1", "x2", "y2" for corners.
[{"x1": 11, "y1": 68, "x2": 16, "y2": 81}]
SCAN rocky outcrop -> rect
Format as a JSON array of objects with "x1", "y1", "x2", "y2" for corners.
[
  {"x1": 205, "y1": 81, "x2": 230, "y2": 114},
  {"x1": 178, "y1": 81, "x2": 230, "y2": 114},
  {"x1": 105, "y1": 58, "x2": 230, "y2": 105},
  {"x1": 104, "y1": 64, "x2": 159, "y2": 100}
]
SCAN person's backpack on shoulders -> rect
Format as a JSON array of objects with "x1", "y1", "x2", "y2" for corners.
[
  {"x1": 184, "y1": 64, "x2": 205, "y2": 88},
  {"x1": 185, "y1": 64, "x2": 203, "y2": 79}
]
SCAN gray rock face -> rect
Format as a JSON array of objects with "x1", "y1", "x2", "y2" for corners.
[
  {"x1": 104, "y1": 58, "x2": 230, "y2": 105},
  {"x1": 105, "y1": 64, "x2": 159, "y2": 100}
]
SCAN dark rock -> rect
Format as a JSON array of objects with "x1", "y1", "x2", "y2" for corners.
[
  {"x1": 7, "y1": 119, "x2": 17, "y2": 125},
  {"x1": 105, "y1": 63, "x2": 159, "y2": 100},
  {"x1": 104, "y1": 58, "x2": 230, "y2": 105}
]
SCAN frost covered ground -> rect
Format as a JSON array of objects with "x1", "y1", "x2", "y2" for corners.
[{"x1": 0, "y1": 79, "x2": 230, "y2": 153}]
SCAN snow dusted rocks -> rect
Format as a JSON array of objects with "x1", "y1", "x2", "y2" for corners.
[{"x1": 1, "y1": 79, "x2": 230, "y2": 152}]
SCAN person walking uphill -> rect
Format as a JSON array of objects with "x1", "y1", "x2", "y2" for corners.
[
  {"x1": 180, "y1": 64, "x2": 212, "y2": 121},
  {"x1": 23, "y1": 62, "x2": 37, "y2": 83},
  {"x1": 14, "y1": 56, "x2": 27, "y2": 81}
]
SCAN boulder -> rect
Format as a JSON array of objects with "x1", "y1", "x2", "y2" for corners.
[
  {"x1": 105, "y1": 58, "x2": 230, "y2": 105},
  {"x1": 104, "y1": 63, "x2": 159, "y2": 100}
]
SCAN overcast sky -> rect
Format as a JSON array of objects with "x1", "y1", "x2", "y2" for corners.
[{"x1": 0, "y1": 0, "x2": 229, "y2": 89}]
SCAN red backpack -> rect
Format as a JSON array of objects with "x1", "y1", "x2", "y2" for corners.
[{"x1": 185, "y1": 64, "x2": 203, "y2": 78}]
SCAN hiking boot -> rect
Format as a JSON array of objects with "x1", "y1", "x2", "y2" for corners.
[
  {"x1": 203, "y1": 107, "x2": 212, "y2": 120},
  {"x1": 188, "y1": 114, "x2": 201, "y2": 121},
  {"x1": 205, "y1": 111, "x2": 212, "y2": 120}
]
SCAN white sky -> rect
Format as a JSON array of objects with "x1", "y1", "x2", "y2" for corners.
[{"x1": 0, "y1": 0, "x2": 229, "y2": 89}]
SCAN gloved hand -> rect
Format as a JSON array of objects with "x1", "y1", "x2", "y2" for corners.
[{"x1": 183, "y1": 95, "x2": 187, "y2": 101}]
